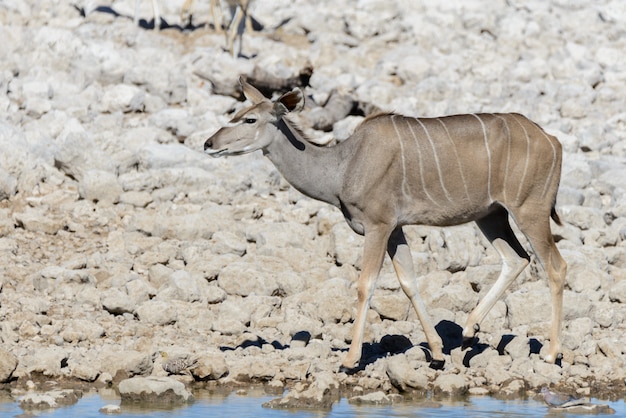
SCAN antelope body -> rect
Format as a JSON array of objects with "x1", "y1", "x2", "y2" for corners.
[{"x1": 204, "y1": 78, "x2": 567, "y2": 370}]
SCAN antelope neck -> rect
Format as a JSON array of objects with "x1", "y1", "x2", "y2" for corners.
[{"x1": 263, "y1": 118, "x2": 347, "y2": 208}]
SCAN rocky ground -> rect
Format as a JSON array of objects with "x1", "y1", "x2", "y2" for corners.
[{"x1": 0, "y1": 0, "x2": 625, "y2": 412}]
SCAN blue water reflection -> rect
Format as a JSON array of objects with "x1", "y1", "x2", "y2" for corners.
[{"x1": 0, "y1": 389, "x2": 623, "y2": 418}]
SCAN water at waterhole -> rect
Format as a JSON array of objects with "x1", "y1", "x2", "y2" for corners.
[{"x1": 0, "y1": 387, "x2": 623, "y2": 417}]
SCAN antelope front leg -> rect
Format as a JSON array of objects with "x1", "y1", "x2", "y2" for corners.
[
  {"x1": 388, "y1": 228, "x2": 444, "y2": 369},
  {"x1": 342, "y1": 228, "x2": 390, "y2": 370}
]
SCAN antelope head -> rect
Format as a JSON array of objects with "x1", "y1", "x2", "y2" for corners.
[{"x1": 204, "y1": 77, "x2": 304, "y2": 157}]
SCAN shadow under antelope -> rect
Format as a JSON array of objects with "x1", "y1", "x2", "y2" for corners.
[{"x1": 204, "y1": 77, "x2": 567, "y2": 371}]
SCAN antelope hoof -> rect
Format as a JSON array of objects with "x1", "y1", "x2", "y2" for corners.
[
  {"x1": 429, "y1": 359, "x2": 445, "y2": 370},
  {"x1": 544, "y1": 351, "x2": 563, "y2": 364},
  {"x1": 339, "y1": 364, "x2": 360, "y2": 375},
  {"x1": 339, "y1": 357, "x2": 360, "y2": 374},
  {"x1": 461, "y1": 336, "x2": 476, "y2": 350},
  {"x1": 461, "y1": 323, "x2": 480, "y2": 350}
]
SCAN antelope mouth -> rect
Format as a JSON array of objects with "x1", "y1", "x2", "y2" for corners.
[
  {"x1": 205, "y1": 147, "x2": 251, "y2": 158},
  {"x1": 205, "y1": 148, "x2": 229, "y2": 157},
  {"x1": 205, "y1": 142, "x2": 260, "y2": 157}
]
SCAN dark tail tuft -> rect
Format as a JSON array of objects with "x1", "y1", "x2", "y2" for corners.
[{"x1": 551, "y1": 205, "x2": 562, "y2": 226}]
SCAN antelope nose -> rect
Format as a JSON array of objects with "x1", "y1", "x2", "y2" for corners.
[{"x1": 204, "y1": 138, "x2": 213, "y2": 151}]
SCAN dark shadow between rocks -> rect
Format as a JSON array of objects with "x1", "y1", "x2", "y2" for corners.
[
  {"x1": 220, "y1": 336, "x2": 286, "y2": 352},
  {"x1": 496, "y1": 334, "x2": 516, "y2": 355},
  {"x1": 89, "y1": 6, "x2": 184, "y2": 31},
  {"x1": 434, "y1": 320, "x2": 463, "y2": 354},
  {"x1": 219, "y1": 330, "x2": 321, "y2": 352},
  {"x1": 529, "y1": 338, "x2": 543, "y2": 355},
  {"x1": 91, "y1": 6, "x2": 122, "y2": 17},
  {"x1": 87, "y1": 5, "x2": 263, "y2": 34},
  {"x1": 462, "y1": 343, "x2": 490, "y2": 367},
  {"x1": 417, "y1": 342, "x2": 434, "y2": 362},
  {"x1": 292, "y1": 330, "x2": 311, "y2": 345},
  {"x1": 337, "y1": 334, "x2": 414, "y2": 374},
  {"x1": 339, "y1": 324, "x2": 466, "y2": 374},
  {"x1": 134, "y1": 17, "x2": 185, "y2": 31},
  {"x1": 497, "y1": 335, "x2": 555, "y2": 362}
]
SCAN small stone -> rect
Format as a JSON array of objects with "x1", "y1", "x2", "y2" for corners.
[
  {"x1": 100, "y1": 84, "x2": 145, "y2": 113},
  {"x1": 433, "y1": 374, "x2": 468, "y2": 395},
  {"x1": 71, "y1": 363, "x2": 100, "y2": 382},
  {"x1": 386, "y1": 355, "x2": 428, "y2": 392},
  {"x1": 19, "y1": 389, "x2": 82, "y2": 410},
  {"x1": 190, "y1": 354, "x2": 229, "y2": 381},
  {"x1": 98, "y1": 373, "x2": 113, "y2": 385},
  {"x1": 348, "y1": 391, "x2": 402, "y2": 405},
  {"x1": 263, "y1": 372, "x2": 338, "y2": 409},
  {"x1": 101, "y1": 288, "x2": 135, "y2": 315},
  {"x1": 596, "y1": 338, "x2": 621, "y2": 359},
  {"x1": 136, "y1": 300, "x2": 178, "y2": 325},
  {"x1": 119, "y1": 191, "x2": 153, "y2": 208},
  {"x1": 13, "y1": 207, "x2": 65, "y2": 234},
  {"x1": 118, "y1": 376, "x2": 194, "y2": 404},
  {"x1": 469, "y1": 387, "x2": 490, "y2": 395},
  {"x1": 266, "y1": 378, "x2": 285, "y2": 394},
  {"x1": 609, "y1": 280, "x2": 626, "y2": 303},
  {"x1": 78, "y1": 170, "x2": 123, "y2": 205},
  {"x1": 0, "y1": 348, "x2": 18, "y2": 383},
  {"x1": 99, "y1": 404, "x2": 122, "y2": 414}
]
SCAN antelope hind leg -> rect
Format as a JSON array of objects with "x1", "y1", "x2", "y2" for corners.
[
  {"x1": 463, "y1": 210, "x2": 530, "y2": 347},
  {"x1": 514, "y1": 216, "x2": 566, "y2": 363}
]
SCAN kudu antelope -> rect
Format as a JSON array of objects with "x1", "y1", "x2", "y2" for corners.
[
  {"x1": 204, "y1": 78, "x2": 567, "y2": 370},
  {"x1": 135, "y1": 0, "x2": 252, "y2": 56},
  {"x1": 134, "y1": 0, "x2": 160, "y2": 29}
]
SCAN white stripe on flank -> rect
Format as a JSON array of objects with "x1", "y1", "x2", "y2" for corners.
[
  {"x1": 493, "y1": 114, "x2": 512, "y2": 203},
  {"x1": 405, "y1": 118, "x2": 442, "y2": 207},
  {"x1": 537, "y1": 128, "x2": 558, "y2": 198},
  {"x1": 471, "y1": 114, "x2": 493, "y2": 203},
  {"x1": 511, "y1": 114, "x2": 531, "y2": 204},
  {"x1": 415, "y1": 118, "x2": 453, "y2": 203},
  {"x1": 390, "y1": 116, "x2": 410, "y2": 198},
  {"x1": 437, "y1": 118, "x2": 471, "y2": 203}
]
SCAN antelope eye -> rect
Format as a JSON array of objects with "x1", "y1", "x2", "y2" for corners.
[{"x1": 244, "y1": 118, "x2": 256, "y2": 124}]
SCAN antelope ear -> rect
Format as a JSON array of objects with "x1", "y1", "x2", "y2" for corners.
[
  {"x1": 239, "y1": 76, "x2": 267, "y2": 104},
  {"x1": 273, "y1": 88, "x2": 305, "y2": 117}
]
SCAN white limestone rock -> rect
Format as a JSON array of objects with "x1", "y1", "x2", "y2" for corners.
[{"x1": 118, "y1": 376, "x2": 193, "y2": 404}]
